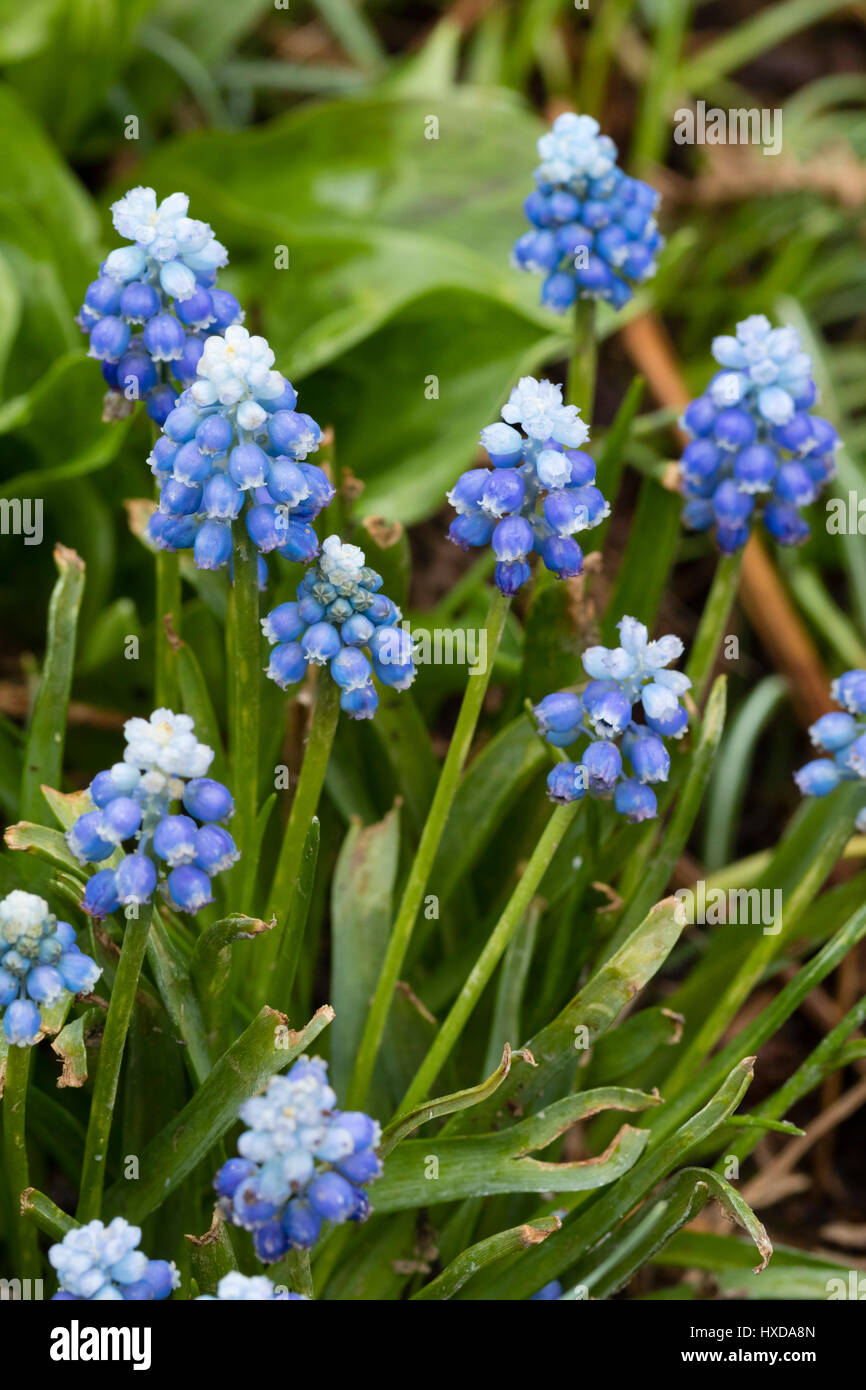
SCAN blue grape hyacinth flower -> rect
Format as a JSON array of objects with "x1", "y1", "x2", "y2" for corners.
[
  {"x1": 678, "y1": 315, "x2": 840, "y2": 553},
  {"x1": 78, "y1": 187, "x2": 243, "y2": 427},
  {"x1": 512, "y1": 112, "x2": 664, "y2": 312},
  {"x1": 447, "y1": 376, "x2": 608, "y2": 595},
  {"x1": 145, "y1": 324, "x2": 333, "y2": 573},
  {"x1": 49, "y1": 1218, "x2": 179, "y2": 1300},
  {"x1": 794, "y1": 669, "x2": 866, "y2": 831},
  {"x1": 214, "y1": 1055, "x2": 381, "y2": 1263},
  {"x1": 0, "y1": 891, "x2": 100, "y2": 1047},
  {"x1": 66, "y1": 709, "x2": 238, "y2": 919},
  {"x1": 262, "y1": 535, "x2": 416, "y2": 719},
  {"x1": 197, "y1": 1273, "x2": 306, "y2": 1301},
  {"x1": 533, "y1": 616, "x2": 691, "y2": 821}
]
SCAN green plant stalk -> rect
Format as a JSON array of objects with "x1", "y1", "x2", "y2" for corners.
[
  {"x1": 397, "y1": 799, "x2": 580, "y2": 1113},
  {"x1": 257, "y1": 675, "x2": 340, "y2": 1004},
  {"x1": 685, "y1": 552, "x2": 744, "y2": 707},
  {"x1": 346, "y1": 588, "x2": 511, "y2": 1110},
  {"x1": 566, "y1": 299, "x2": 596, "y2": 425},
  {"x1": 228, "y1": 523, "x2": 261, "y2": 905},
  {"x1": 77, "y1": 902, "x2": 153, "y2": 1222},
  {"x1": 155, "y1": 550, "x2": 181, "y2": 708},
  {"x1": 3, "y1": 1044, "x2": 40, "y2": 1277}
]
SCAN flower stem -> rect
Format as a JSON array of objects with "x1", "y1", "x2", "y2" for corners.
[
  {"x1": 686, "y1": 550, "x2": 744, "y2": 707},
  {"x1": 155, "y1": 550, "x2": 181, "y2": 708},
  {"x1": 566, "y1": 298, "x2": 597, "y2": 424},
  {"x1": 3, "y1": 1044, "x2": 40, "y2": 1277},
  {"x1": 395, "y1": 798, "x2": 579, "y2": 1114},
  {"x1": 258, "y1": 670, "x2": 341, "y2": 1003},
  {"x1": 77, "y1": 902, "x2": 153, "y2": 1222},
  {"x1": 228, "y1": 524, "x2": 261, "y2": 902},
  {"x1": 346, "y1": 587, "x2": 511, "y2": 1111}
]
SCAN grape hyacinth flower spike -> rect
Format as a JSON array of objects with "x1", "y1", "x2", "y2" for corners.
[
  {"x1": 146, "y1": 324, "x2": 333, "y2": 573},
  {"x1": 533, "y1": 616, "x2": 691, "y2": 821},
  {"x1": 794, "y1": 669, "x2": 866, "y2": 830},
  {"x1": 262, "y1": 535, "x2": 416, "y2": 719},
  {"x1": 513, "y1": 112, "x2": 664, "y2": 312},
  {"x1": 0, "y1": 891, "x2": 100, "y2": 1047},
  {"x1": 678, "y1": 314, "x2": 840, "y2": 553},
  {"x1": 49, "y1": 1219, "x2": 179, "y2": 1301},
  {"x1": 78, "y1": 187, "x2": 244, "y2": 426},
  {"x1": 214, "y1": 1055, "x2": 381, "y2": 1263},
  {"x1": 66, "y1": 709, "x2": 238, "y2": 919},
  {"x1": 196, "y1": 1273, "x2": 307, "y2": 1301},
  {"x1": 447, "y1": 376, "x2": 608, "y2": 595}
]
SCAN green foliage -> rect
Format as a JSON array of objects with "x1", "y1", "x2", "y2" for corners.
[{"x1": 2, "y1": 0, "x2": 866, "y2": 1306}]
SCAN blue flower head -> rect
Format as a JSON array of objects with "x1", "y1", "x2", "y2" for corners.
[
  {"x1": 214, "y1": 1055, "x2": 382, "y2": 1263},
  {"x1": 66, "y1": 709, "x2": 238, "y2": 919},
  {"x1": 0, "y1": 891, "x2": 100, "y2": 1047},
  {"x1": 79, "y1": 187, "x2": 243, "y2": 426},
  {"x1": 262, "y1": 535, "x2": 416, "y2": 720},
  {"x1": 197, "y1": 1272, "x2": 306, "y2": 1301},
  {"x1": 145, "y1": 325, "x2": 333, "y2": 574},
  {"x1": 794, "y1": 669, "x2": 866, "y2": 830},
  {"x1": 678, "y1": 315, "x2": 839, "y2": 553},
  {"x1": 49, "y1": 1218, "x2": 179, "y2": 1300},
  {"x1": 447, "y1": 377, "x2": 607, "y2": 595},
  {"x1": 533, "y1": 616, "x2": 691, "y2": 821},
  {"x1": 513, "y1": 112, "x2": 664, "y2": 312}
]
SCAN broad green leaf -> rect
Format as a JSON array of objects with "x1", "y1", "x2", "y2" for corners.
[
  {"x1": 330, "y1": 806, "x2": 401, "y2": 1096},
  {"x1": 20, "y1": 544, "x2": 84, "y2": 820}
]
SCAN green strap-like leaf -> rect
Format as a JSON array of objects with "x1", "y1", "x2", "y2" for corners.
[
  {"x1": 375, "y1": 1088, "x2": 660, "y2": 1211},
  {"x1": 381, "y1": 1043, "x2": 520, "y2": 1156},
  {"x1": 470, "y1": 1057, "x2": 756, "y2": 1300},
  {"x1": 457, "y1": 896, "x2": 686, "y2": 1133},
  {"x1": 413, "y1": 1216, "x2": 561, "y2": 1300},
  {"x1": 330, "y1": 806, "x2": 401, "y2": 1097},
  {"x1": 103, "y1": 1004, "x2": 334, "y2": 1225},
  {"x1": 20, "y1": 544, "x2": 85, "y2": 821}
]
